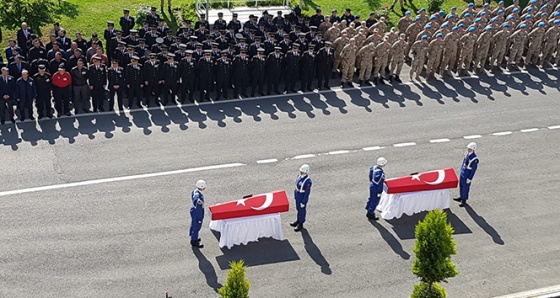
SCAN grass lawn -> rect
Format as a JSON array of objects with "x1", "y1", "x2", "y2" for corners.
[{"x1": 1, "y1": 0, "x2": 486, "y2": 51}]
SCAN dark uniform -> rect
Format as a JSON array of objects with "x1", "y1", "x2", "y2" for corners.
[
  {"x1": 160, "y1": 55, "x2": 180, "y2": 105},
  {"x1": 315, "y1": 42, "x2": 334, "y2": 89},
  {"x1": 120, "y1": 10, "x2": 135, "y2": 37},
  {"x1": 108, "y1": 60, "x2": 126, "y2": 111},
  {"x1": 179, "y1": 51, "x2": 197, "y2": 103},
  {"x1": 232, "y1": 51, "x2": 250, "y2": 98},
  {"x1": 125, "y1": 57, "x2": 143, "y2": 108},
  {"x1": 300, "y1": 45, "x2": 316, "y2": 91},
  {"x1": 284, "y1": 45, "x2": 301, "y2": 92},
  {"x1": 250, "y1": 49, "x2": 266, "y2": 96},
  {"x1": 266, "y1": 47, "x2": 283, "y2": 94},
  {"x1": 214, "y1": 51, "x2": 231, "y2": 100},
  {"x1": 197, "y1": 51, "x2": 214, "y2": 101},
  {"x1": 88, "y1": 58, "x2": 108, "y2": 112},
  {"x1": 0, "y1": 72, "x2": 17, "y2": 124},
  {"x1": 33, "y1": 66, "x2": 53, "y2": 118},
  {"x1": 142, "y1": 54, "x2": 161, "y2": 106}
]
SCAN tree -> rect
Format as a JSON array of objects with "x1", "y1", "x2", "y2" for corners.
[
  {"x1": 0, "y1": 0, "x2": 78, "y2": 37},
  {"x1": 411, "y1": 209, "x2": 459, "y2": 298},
  {"x1": 219, "y1": 260, "x2": 250, "y2": 298}
]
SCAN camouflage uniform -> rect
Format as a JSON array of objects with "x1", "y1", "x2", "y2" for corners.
[
  {"x1": 340, "y1": 41, "x2": 358, "y2": 84},
  {"x1": 390, "y1": 35, "x2": 409, "y2": 80},
  {"x1": 373, "y1": 39, "x2": 391, "y2": 83},
  {"x1": 459, "y1": 31, "x2": 478, "y2": 71},
  {"x1": 426, "y1": 36, "x2": 444, "y2": 78},
  {"x1": 325, "y1": 25, "x2": 341, "y2": 42},
  {"x1": 490, "y1": 27, "x2": 510, "y2": 67},
  {"x1": 405, "y1": 22, "x2": 422, "y2": 53},
  {"x1": 356, "y1": 43, "x2": 376, "y2": 84},
  {"x1": 474, "y1": 29, "x2": 493, "y2": 70},
  {"x1": 525, "y1": 25, "x2": 546, "y2": 65},
  {"x1": 332, "y1": 35, "x2": 348, "y2": 73},
  {"x1": 409, "y1": 38, "x2": 428, "y2": 80},
  {"x1": 508, "y1": 28, "x2": 529, "y2": 65},
  {"x1": 440, "y1": 30, "x2": 460, "y2": 74},
  {"x1": 541, "y1": 24, "x2": 560, "y2": 66},
  {"x1": 397, "y1": 15, "x2": 413, "y2": 34}
]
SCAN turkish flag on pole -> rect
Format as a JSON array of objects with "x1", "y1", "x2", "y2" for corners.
[
  {"x1": 385, "y1": 168, "x2": 459, "y2": 194},
  {"x1": 208, "y1": 190, "x2": 290, "y2": 220}
]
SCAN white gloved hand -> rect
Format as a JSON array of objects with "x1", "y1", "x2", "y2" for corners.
[
  {"x1": 300, "y1": 203, "x2": 306, "y2": 208},
  {"x1": 197, "y1": 199, "x2": 204, "y2": 205},
  {"x1": 377, "y1": 193, "x2": 381, "y2": 198},
  {"x1": 466, "y1": 179, "x2": 472, "y2": 184}
]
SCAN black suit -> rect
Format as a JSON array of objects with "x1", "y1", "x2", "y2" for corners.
[
  {"x1": 232, "y1": 55, "x2": 250, "y2": 97},
  {"x1": 266, "y1": 52, "x2": 283, "y2": 94},
  {"x1": 120, "y1": 16, "x2": 135, "y2": 36},
  {"x1": 250, "y1": 55, "x2": 266, "y2": 96},
  {"x1": 142, "y1": 60, "x2": 161, "y2": 106},
  {"x1": 88, "y1": 65, "x2": 107, "y2": 111},
  {"x1": 197, "y1": 57, "x2": 213, "y2": 100},
  {"x1": 17, "y1": 28, "x2": 33, "y2": 55},
  {"x1": 125, "y1": 63, "x2": 143, "y2": 108},
  {"x1": 214, "y1": 57, "x2": 231, "y2": 100},
  {"x1": 108, "y1": 66, "x2": 126, "y2": 111},
  {"x1": 179, "y1": 58, "x2": 197, "y2": 102},
  {"x1": 160, "y1": 61, "x2": 179, "y2": 105},
  {"x1": 315, "y1": 47, "x2": 334, "y2": 88},
  {"x1": 9, "y1": 61, "x2": 30, "y2": 80},
  {"x1": 0, "y1": 75, "x2": 16, "y2": 123}
]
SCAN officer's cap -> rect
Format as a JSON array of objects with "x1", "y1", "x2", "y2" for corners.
[
  {"x1": 58, "y1": 63, "x2": 65, "y2": 69},
  {"x1": 186, "y1": 50, "x2": 194, "y2": 54},
  {"x1": 151, "y1": 6, "x2": 157, "y2": 11},
  {"x1": 485, "y1": 26, "x2": 492, "y2": 31},
  {"x1": 240, "y1": 37, "x2": 247, "y2": 41},
  {"x1": 131, "y1": 55, "x2": 139, "y2": 60},
  {"x1": 468, "y1": 2, "x2": 474, "y2": 7},
  {"x1": 436, "y1": 33, "x2": 443, "y2": 38},
  {"x1": 257, "y1": 47, "x2": 265, "y2": 52},
  {"x1": 130, "y1": 29, "x2": 138, "y2": 33},
  {"x1": 138, "y1": 38, "x2": 146, "y2": 42},
  {"x1": 190, "y1": 36, "x2": 198, "y2": 40},
  {"x1": 161, "y1": 45, "x2": 168, "y2": 49},
  {"x1": 195, "y1": 43, "x2": 203, "y2": 47},
  {"x1": 118, "y1": 41, "x2": 127, "y2": 46},
  {"x1": 355, "y1": 14, "x2": 361, "y2": 19},
  {"x1": 233, "y1": 13, "x2": 238, "y2": 17},
  {"x1": 298, "y1": 32, "x2": 306, "y2": 37},
  {"x1": 107, "y1": 21, "x2": 115, "y2": 25},
  {"x1": 325, "y1": 41, "x2": 332, "y2": 45},
  {"x1": 430, "y1": 15, "x2": 436, "y2": 20},
  {"x1": 538, "y1": 21, "x2": 546, "y2": 27},
  {"x1": 240, "y1": 48, "x2": 247, "y2": 53},
  {"x1": 149, "y1": 52, "x2": 157, "y2": 57},
  {"x1": 200, "y1": 13, "x2": 206, "y2": 17},
  {"x1": 421, "y1": 35, "x2": 428, "y2": 39},
  {"x1": 308, "y1": 44, "x2": 315, "y2": 48},
  {"x1": 38, "y1": 65, "x2": 46, "y2": 70},
  {"x1": 218, "y1": 12, "x2": 223, "y2": 16},
  {"x1": 91, "y1": 33, "x2": 98, "y2": 37},
  {"x1": 254, "y1": 36, "x2": 261, "y2": 40},
  {"x1": 274, "y1": 46, "x2": 282, "y2": 50},
  {"x1": 168, "y1": 53, "x2": 175, "y2": 58},
  {"x1": 468, "y1": 26, "x2": 476, "y2": 32},
  {"x1": 127, "y1": 45, "x2": 135, "y2": 50},
  {"x1": 292, "y1": 43, "x2": 300, "y2": 47},
  {"x1": 112, "y1": 59, "x2": 120, "y2": 64},
  {"x1": 310, "y1": 26, "x2": 318, "y2": 30},
  {"x1": 221, "y1": 49, "x2": 228, "y2": 54},
  {"x1": 405, "y1": 11, "x2": 411, "y2": 15},
  {"x1": 283, "y1": 33, "x2": 290, "y2": 37},
  {"x1": 345, "y1": 7, "x2": 351, "y2": 11},
  {"x1": 155, "y1": 37, "x2": 164, "y2": 44},
  {"x1": 211, "y1": 42, "x2": 219, "y2": 46},
  {"x1": 93, "y1": 56, "x2": 102, "y2": 61},
  {"x1": 116, "y1": 30, "x2": 123, "y2": 34},
  {"x1": 332, "y1": 8, "x2": 337, "y2": 12},
  {"x1": 204, "y1": 49, "x2": 212, "y2": 53},
  {"x1": 316, "y1": 8, "x2": 322, "y2": 13},
  {"x1": 124, "y1": 9, "x2": 130, "y2": 13}
]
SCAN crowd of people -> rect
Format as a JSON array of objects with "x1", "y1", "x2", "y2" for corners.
[{"x1": 1, "y1": 2, "x2": 560, "y2": 124}]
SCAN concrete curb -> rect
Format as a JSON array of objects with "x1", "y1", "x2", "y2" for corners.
[{"x1": 494, "y1": 285, "x2": 560, "y2": 298}]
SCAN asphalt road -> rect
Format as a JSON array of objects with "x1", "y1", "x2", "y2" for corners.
[{"x1": 1, "y1": 68, "x2": 560, "y2": 298}]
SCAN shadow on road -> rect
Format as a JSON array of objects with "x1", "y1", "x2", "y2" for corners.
[
  {"x1": 385, "y1": 209, "x2": 472, "y2": 240},
  {"x1": 192, "y1": 247, "x2": 223, "y2": 293},
  {"x1": 300, "y1": 229, "x2": 332, "y2": 275},
  {"x1": 214, "y1": 237, "x2": 300, "y2": 270},
  {"x1": 464, "y1": 204, "x2": 505, "y2": 245},
  {"x1": 369, "y1": 219, "x2": 411, "y2": 260}
]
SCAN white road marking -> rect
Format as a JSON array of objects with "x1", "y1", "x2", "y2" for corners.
[
  {"x1": 429, "y1": 138, "x2": 451, "y2": 143},
  {"x1": 393, "y1": 142, "x2": 417, "y2": 147},
  {"x1": 256, "y1": 159, "x2": 278, "y2": 164},
  {"x1": 292, "y1": 154, "x2": 316, "y2": 159},
  {"x1": 362, "y1": 146, "x2": 383, "y2": 151},
  {"x1": 520, "y1": 128, "x2": 539, "y2": 133},
  {"x1": 463, "y1": 135, "x2": 482, "y2": 139},
  {"x1": 492, "y1": 131, "x2": 513, "y2": 136},
  {"x1": 548, "y1": 125, "x2": 560, "y2": 130},
  {"x1": 0, "y1": 163, "x2": 246, "y2": 197},
  {"x1": 328, "y1": 150, "x2": 350, "y2": 155}
]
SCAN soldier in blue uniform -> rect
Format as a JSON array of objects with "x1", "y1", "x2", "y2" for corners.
[
  {"x1": 190, "y1": 180, "x2": 207, "y2": 248},
  {"x1": 366, "y1": 157, "x2": 387, "y2": 220},
  {"x1": 290, "y1": 164, "x2": 312, "y2": 232},
  {"x1": 454, "y1": 142, "x2": 479, "y2": 207}
]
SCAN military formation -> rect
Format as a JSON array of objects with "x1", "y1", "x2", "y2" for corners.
[{"x1": 1, "y1": 3, "x2": 560, "y2": 124}]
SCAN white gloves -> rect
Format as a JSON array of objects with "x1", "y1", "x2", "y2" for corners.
[
  {"x1": 377, "y1": 194, "x2": 381, "y2": 198},
  {"x1": 466, "y1": 179, "x2": 472, "y2": 184},
  {"x1": 300, "y1": 203, "x2": 306, "y2": 208}
]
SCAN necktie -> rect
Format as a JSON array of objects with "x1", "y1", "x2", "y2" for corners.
[
  {"x1": 4, "y1": 77, "x2": 6, "y2": 84},
  {"x1": 18, "y1": 64, "x2": 21, "y2": 72}
]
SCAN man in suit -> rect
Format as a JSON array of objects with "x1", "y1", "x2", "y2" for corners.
[
  {"x1": 5, "y1": 39, "x2": 22, "y2": 62},
  {"x1": 9, "y1": 55, "x2": 30, "y2": 80},
  {"x1": 88, "y1": 57, "x2": 107, "y2": 112},
  {"x1": 16, "y1": 22, "x2": 33, "y2": 56},
  {"x1": 0, "y1": 67, "x2": 16, "y2": 124},
  {"x1": 126, "y1": 56, "x2": 144, "y2": 108},
  {"x1": 120, "y1": 9, "x2": 135, "y2": 37},
  {"x1": 15, "y1": 69, "x2": 36, "y2": 121},
  {"x1": 159, "y1": 54, "x2": 180, "y2": 105},
  {"x1": 108, "y1": 59, "x2": 126, "y2": 111},
  {"x1": 179, "y1": 50, "x2": 197, "y2": 103},
  {"x1": 142, "y1": 53, "x2": 161, "y2": 106}
]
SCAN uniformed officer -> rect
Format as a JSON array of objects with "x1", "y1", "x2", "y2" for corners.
[
  {"x1": 214, "y1": 50, "x2": 231, "y2": 100},
  {"x1": 284, "y1": 43, "x2": 301, "y2": 93},
  {"x1": 366, "y1": 157, "x2": 387, "y2": 220},
  {"x1": 179, "y1": 50, "x2": 197, "y2": 103},
  {"x1": 108, "y1": 59, "x2": 125, "y2": 111},
  {"x1": 300, "y1": 44, "x2": 316, "y2": 91},
  {"x1": 232, "y1": 49, "x2": 250, "y2": 98},
  {"x1": 266, "y1": 46, "x2": 283, "y2": 95},
  {"x1": 143, "y1": 53, "x2": 160, "y2": 106},
  {"x1": 125, "y1": 56, "x2": 144, "y2": 108},
  {"x1": 250, "y1": 48, "x2": 266, "y2": 96},
  {"x1": 315, "y1": 41, "x2": 334, "y2": 89},
  {"x1": 290, "y1": 164, "x2": 312, "y2": 232},
  {"x1": 160, "y1": 53, "x2": 179, "y2": 105},
  {"x1": 88, "y1": 56, "x2": 107, "y2": 112},
  {"x1": 454, "y1": 142, "x2": 479, "y2": 207},
  {"x1": 190, "y1": 180, "x2": 206, "y2": 248},
  {"x1": 197, "y1": 50, "x2": 214, "y2": 101}
]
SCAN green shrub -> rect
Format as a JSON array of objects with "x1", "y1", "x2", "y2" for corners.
[
  {"x1": 411, "y1": 282, "x2": 446, "y2": 298},
  {"x1": 218, "y1": 260, "x2": 250, "y2": 298},
  {"x1": 427, "y1": 0, "x2": 444, "y2": 13}
]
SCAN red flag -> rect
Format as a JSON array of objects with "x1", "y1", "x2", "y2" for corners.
[
  {"x1": 385, "y1": 168, "x2": 458, "y2": 194},
  {"x1": 209, "y1": 190, "x2": 290, "y2": 220}
]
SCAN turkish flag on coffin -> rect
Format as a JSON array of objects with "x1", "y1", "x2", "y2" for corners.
[
  {"x1": 385, "y1": 168, "x2": 459, "y2": 194},
  {"x1": 208, "y1": 190, "x2": 290, "y2": 220}
]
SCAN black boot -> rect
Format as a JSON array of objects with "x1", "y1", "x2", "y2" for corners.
[
  {"x1": 379, "y1": 77, "x2": 386, "y2": 85},
  {"x1": 366, "y1": 212, "x2": 379, "y2": 220},
  {"x1": 294, "y1": 223, "x2": 303, "y2": 232},
  {"x1": 191, "y1": 240, "x2": 204, "y2": 248},
  {"x1": 290, "y1": 221, "x2": 299, "y2": 227},
  {"x1": 347, "y1": 82, "x2": 353, "y2": 87},
  {"x1": 358, "y1": 80, "x2": 364, "y2": 86},
  {"x1": 453, "y1": 197, "x2": 462, "y2": 202},
  {"x1": 395, "y1": 75, "x2": 402, "y2": 83},
  {"x1": 459, "y1": 200, "x2": 467, "y2": 207}
]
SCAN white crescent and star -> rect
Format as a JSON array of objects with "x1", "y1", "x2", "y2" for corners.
[
  {"x1": 235, "y1": 192, "x2": 274, "y2": 210},
  {"x1": 411, "y1": 170, "x2": 446, "y2": 185}
]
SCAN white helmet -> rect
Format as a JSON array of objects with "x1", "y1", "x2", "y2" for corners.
[
  {"x1": 196, "y1": 180, "x2": 207, "y2": 189},
  {"x1": 299, "y1": 164, "x2": 310, "y2": 174},
  {"x1": 467, "y1": 142, "x2": 477, "y2": 150},
  {"x1": 377, "y1": 157, "x2": 387, "y2": 166}
]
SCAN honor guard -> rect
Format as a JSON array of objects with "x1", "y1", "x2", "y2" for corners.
[
  {"x1": 290, "y1": 164, "x2": 313, "y2": 232},
  {"x1": 366, "y1": 157, "x2": 387, "y2": 220},
  {"x1": 190, "y1": 180, "x2": 207, "y2": 248},
  {"x1": 454, "y1": 142, "x2": 479, "y2": 207}
]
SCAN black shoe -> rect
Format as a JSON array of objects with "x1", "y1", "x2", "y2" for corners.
[
  {"x1": 20, "y1": 118, "x2": 25, "y2": 122},
  {"x1": 29, "y1": 116, "x2": 35, "y2": 121},
  {"x1": 294, "y1": 224, "x2": 303, "y2": 232},
  {"x1": 459, "y1": 200, "x2": 467, "y2": 207},
  {"x1": 453, "y1": 197, "x2": 462, "y2": 202},
  {"x1": 290, "y1": 221, "x2": 299, "y2": 227},
  {"x1": 347, "y1": 82, "x2": 353, "y2": 87},
  {"x1": 341, "y1": 83, "x2": 345, "y2": 88},
  {"x1": 379, "y1": 78, "x2": 386, "y2": 85},
  {"x1": 191, "y1": 240, "x2": 204, "y2": 248},
  {"x1": 364, "y1": 80, "x2": 371, "y2": 86},
  {"x1": 290, "y1": 89, "x2": 297, "y2": 93},
  {"x1": 366, "y1": 213, "x2": 378, "y2": 220},
  {"x1": 65, "y1": 112, "x2": 71, "y2": 116},
  {"x1": 324, "y1": 84, "x2": 330, "y2": 89},
  {"x1": 358, "y1": 80, "x2": 363, "y2": 86},
  {"x1": 10, "y1": 118, "x2": 16, "y2": 123},
  {"x1": 395, "y1": 75, "x2": 402, "y2": 83},
  {"x1": 48, "y1": 114, "x2": 53, "y2": 119},
  {"x1": 0, "y1": 120, "x2": 4, "y2": 125}
]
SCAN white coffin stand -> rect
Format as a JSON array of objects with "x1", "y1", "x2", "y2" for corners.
[
  {"x1": 209, "y1": 213, "x2": 284, "y2": 249},
  {"x1": 376, "y1": 189, "x2": 451, "y2": 220}
]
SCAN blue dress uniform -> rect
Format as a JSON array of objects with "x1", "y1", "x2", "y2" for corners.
[
  {"x1": 189, "y1": 189, "x2": 205, "y2": 243},
  {"x1": 291, "y1": 173, "x2": 312, "y2": 231},
  {"x1": 459, "y1": 152, "x2": 479, "y2": 201},
  {"x1": 366, "y1": 165, "x2": 385, "y2": 217}
]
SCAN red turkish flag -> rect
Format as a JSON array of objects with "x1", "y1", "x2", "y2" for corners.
[
  {"x1": 208, "y1": 190, "x2": 290, "y2": 220},
  {"x1": 385, "y1": 168, "x2": 458, "y2": 194}
]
